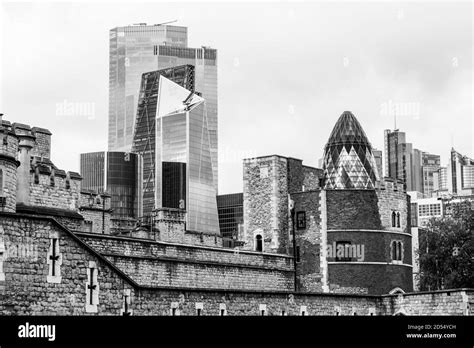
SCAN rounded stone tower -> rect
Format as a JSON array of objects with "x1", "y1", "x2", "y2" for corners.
[
  {"x1": 322, "y1": 111, "x2": 413, "y2": 294},
  {"x1": 0, "y1": 114, "x2": 20, "y2": 213}
]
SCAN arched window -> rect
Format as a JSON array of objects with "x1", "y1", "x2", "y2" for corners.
[
  {"x1": 391, "y1": 211, "x2": 396, "y2": 227},
  {"x1": 391, "y1": 241, "x2": 403, "y2": 261},
  {"x1": 50, "y1": 174, "x2": 55, "y2": 187},
  {"x1": 396, "y1": 212, "x2": 401, "y2": 228},
  {"x1": 255, "y1": 234, "x2": 263, "y2": 252}
]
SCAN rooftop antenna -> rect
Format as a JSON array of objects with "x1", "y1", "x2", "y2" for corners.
[{"x1": 154, "y1": 20, "x2": 178, "y2": 26}]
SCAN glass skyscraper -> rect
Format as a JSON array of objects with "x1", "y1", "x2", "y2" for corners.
[
  {"x1": 217, "y1": 193, "x2": 243, "y2": 239},
  {"x1": 323, "y1": 111, "x2": 380, "y2": 189},
  {"x1": 108, "y1": 24, "x2": 218, "y2": 193},
  {"x1": 134, "y1": 72, "x2": 219, "y2": 234},
  {"x1": 132, "y1": 65, "x2": 195, "y2": 215},
  {"x1": 108, "y1": 24, "x2": 188, "y2": 152},
  {"x1": 80, "y1": 151, "x2": 143, "y2": 219}
]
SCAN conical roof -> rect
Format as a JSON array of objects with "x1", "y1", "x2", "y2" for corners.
[
  {"x1": 325, "y1": 111, "x2": 371, "y2": 148},
  {"x1": 323, "y1": 111, "x2": 380, "y2": 189}
]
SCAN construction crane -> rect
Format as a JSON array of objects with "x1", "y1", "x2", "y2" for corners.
[{"x1": 154, "y1": 20, "x2": 178, "y2": 26}]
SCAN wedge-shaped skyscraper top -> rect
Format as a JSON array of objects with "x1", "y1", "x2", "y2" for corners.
[
  {"x1": 323, "y1": 111, "x2": 380, "y2": 189},
  {"x1": 155, "y1": 76, "x2": 219, "y2": 234}
]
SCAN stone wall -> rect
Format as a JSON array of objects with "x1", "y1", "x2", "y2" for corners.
[
  {"x1": 243, "y1": 156, "x2": 290, "y2": 254},
  {"x1": 0, "y1": 214, "x2": 134, "y2": 315},
  {"x1": 0, "y1": 157, "x2": 18, "y2": 213},
  {"x1": 324, "y1": 188, "x2": 413, "y2": 294},
  {"x1": 292, "y1": 190, "x2": 323, "y2": 292},
  {"x1": 0, "y1": 212, "x2": 471, "y2": 316},
  {"x1": 380, "y1": 289, "x2": 474, "y2": 316},
  {"x1": 0, "y1": 129, "x2": 19, "y2": 213},
  {"x1": 326, "y1": 189, "x2": 383, "y2": 230},
  {"x1": 29, "y1": 172, "x2": 82, "y2": 210},
  {"x1": 31, "y1": 127, "x2": 51, "y2": 160},
  {"x1": 77, "y1": 232, "x2": 294, "y2": 291},
  {"x1": 376, "y1": 179, "x2": 410, "y2": 233}
]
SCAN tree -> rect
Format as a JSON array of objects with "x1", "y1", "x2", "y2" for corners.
[{"x1": 417, "y1": 203, "x2": 474, "y2": 291}]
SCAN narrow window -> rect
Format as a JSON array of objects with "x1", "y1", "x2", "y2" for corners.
[
  {"x1": 396, "y1": 212, "x2": 401, "y2": 228},
  {"x1": 391, "y1": 211, "x2": 396, "y2": 227},
  {"x1": 296, "y1": 211, "x2": 306, "y2": 229},
  {"x1": 50, "y1": 175, "x2": 55, "y2": 187},
  {"x1": 255, "y1": 234, "x2": 263, "y2": 252},
  {"x1": 0, "y1": 168, "x2": 3, "y2": 194}
]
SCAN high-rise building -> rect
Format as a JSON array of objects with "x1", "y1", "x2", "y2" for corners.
[
  {"x1": 447, "y1": 148, "x2": 474, "y2": 195},
  {"x1": 384, "y1": 129, "x2": 434, "y2": 193},
  {"x1": 421, "y1": 152, "x2": 441, "y2": 197},
  {"x1": 433, "y1": 166, "x2": 449, "y2": 196},
  {"x1": 108, "y1": 24, "x2": 219, "y2": 193},
  {"x1": 384, "y1": 129, "x2": 406, "y2": 181},
  {"x1": 133, "y1": 72, "x2": 219, "y2": 233},
  {"x1": 372, "y1": 148, "x2": 383, "y2": 181},
  {"x1": 108, "y1": 24, "x2": 188, "y2": 152},
  {"x1": 132, "y1": 65, "x2": 195, "y2": 215},
  {"x1": 217, "y1": 193, "x2": 243, "y2": 239},
  {"x1": 323, "y1": 111, "x2": 380, "y2": 189},
  {"x1": 153, "y1": 44, "x2": 218, "y2": 193},
  {"x1": 80, "y1": 151, "x2": 143, "y2": 219}
]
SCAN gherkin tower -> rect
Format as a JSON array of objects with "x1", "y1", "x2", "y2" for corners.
[{"x1": 323, "y1": 111, "x2": 380, "y2": 189}]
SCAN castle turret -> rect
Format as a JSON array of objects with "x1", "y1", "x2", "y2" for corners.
[
  {"x1": 14, "y1": 123, "x2": 36, "y2": 205},
  {"x1": 0, "y1": 114, "x2": 20, "y2": 212}
]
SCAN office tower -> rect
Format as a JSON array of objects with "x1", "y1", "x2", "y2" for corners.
[
  {"x1": 411, "y1": 148, "x2": 423, "y2": 193},
  {"x1": 372, "y1": 148, "x2": 383, "y2": 181},
  {"x1": 421, "y1": 152, "x2": 441, "y2": 197},
  {"x1": 108, "y1": 24, "x2": 219, "y2": 194},
  {"x1": 153, "y1": 44, "x2": 218, "y2": 193},
  {"x1": 384, "y1": 129, "x2": 421, "y2": 191},
  {"x1": 132, "y1": 65, "x2": 195, "y2": 215},
  {"x1": 447, "y1": 148, "x2": 474, "y2": 195},
  {"x1": 433, "y1": 166, "x2": 449, "y2": 196},
  {"x1": 108, "y1": 24, "x2": 188, "y2": 152},
  {"x1": 80, "y1": 151, "x2": 143, "y2": 219},
  {"x1": 323, "y1": 111, "x2": 380, "y2": 189},
  {"x1": 217, "y1": 193, "x2": 243, "y2": 239},
  {"x1": 134, "y1": 72, "x2": 219, "y2": 233}
]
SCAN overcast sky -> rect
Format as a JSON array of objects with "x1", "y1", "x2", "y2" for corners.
[{"x1": 1, "y1": 1, "x2": 472, "y2": 194}]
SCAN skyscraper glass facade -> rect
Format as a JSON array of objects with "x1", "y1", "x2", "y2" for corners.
[
  {"x1": 108, "y1": 24, "x2": 188, "y2": 152},
  {"x1": 135, "y1": 74, "x2": 219, "y2": 233},
  {"x1": 217, "y1": 193, "x2": 243, "y2": 239},
  {"x1": 80, "y1": 151, "x2": 143, "y2": 218},
  {"x1": 108, "y1": 24, "x2": 218, "y2": 193},
  {"x1": 132, "y1": 65, "x2": 195, "y2": 215},
  {"x1": 154, "y1": 45, "x2": 218, "y2": 193},
  {"x1": 323, "y1": 111, "x2": 380, "y2": 189}
]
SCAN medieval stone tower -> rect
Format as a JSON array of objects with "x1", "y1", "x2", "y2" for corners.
[{"x1": 0, "y1": 114, "x2": 20, "y2": 213}]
